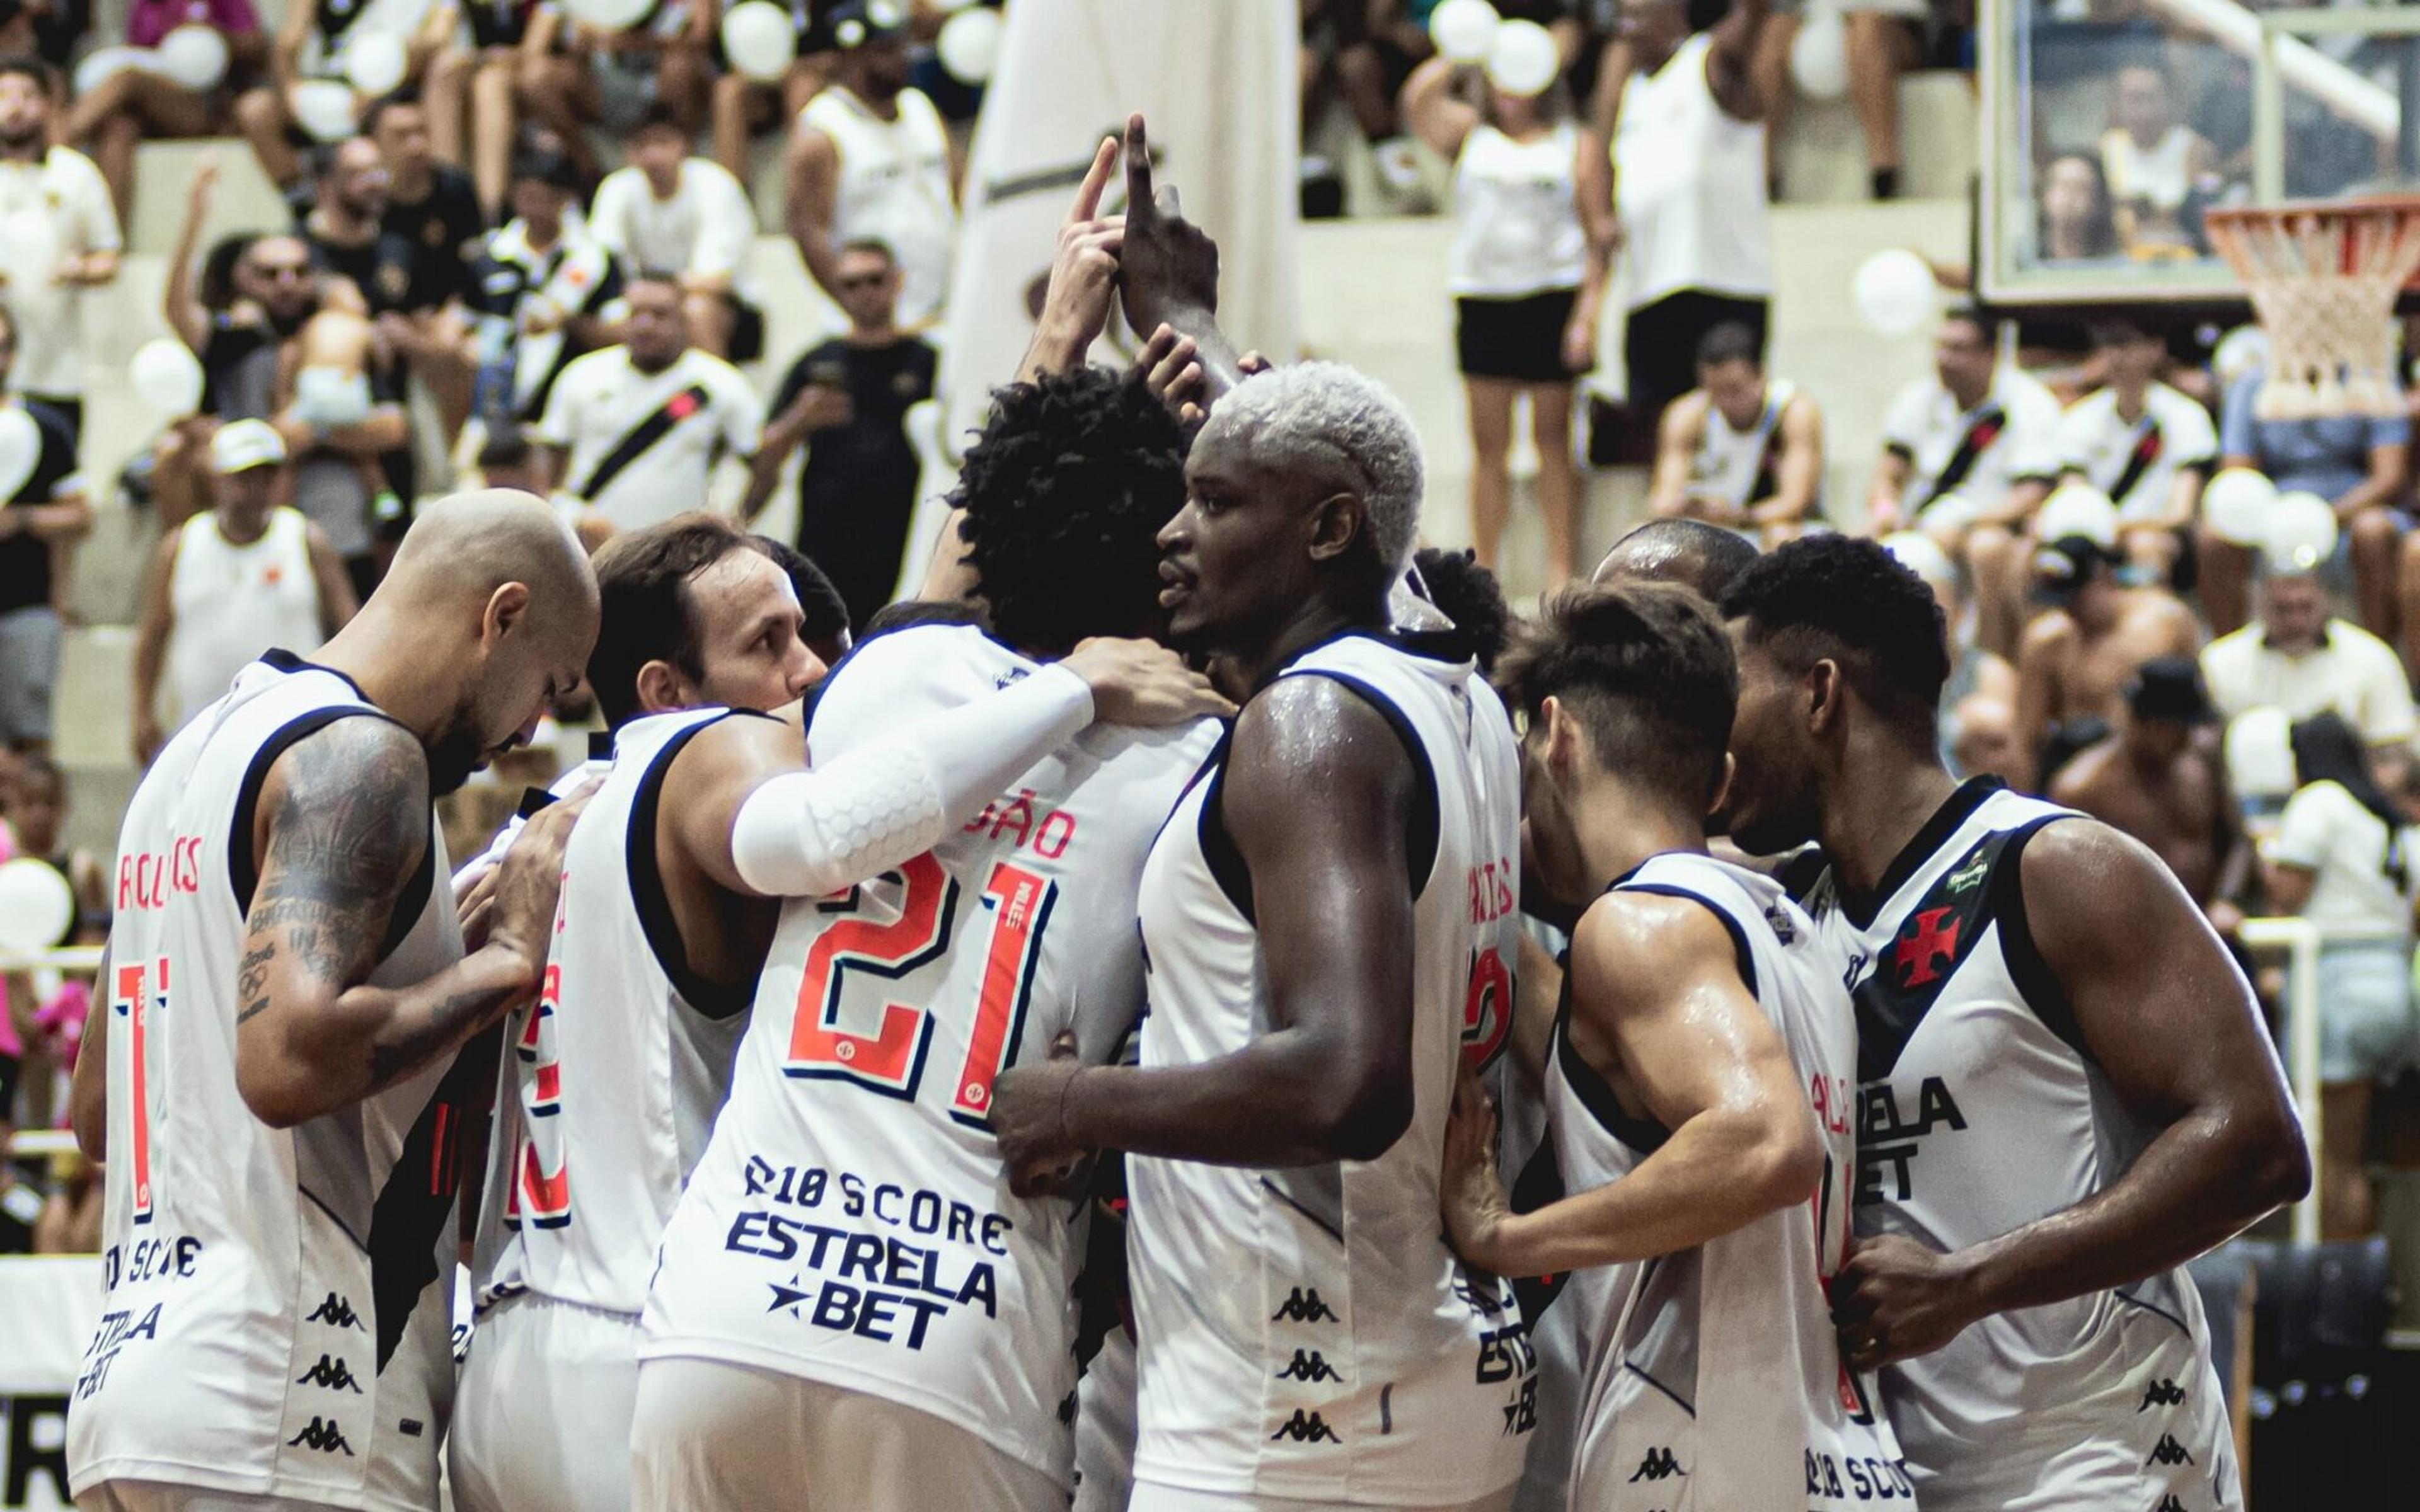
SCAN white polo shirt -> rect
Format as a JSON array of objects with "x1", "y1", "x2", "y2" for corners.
[
  {"x1": 2056, "y1": 382, "x2": 2218, "y2": 523},
  {"x1": 1880, "y1": 367, "x2": 2065, "y2": 518},
  {"x1": 537, "y1": 345, "x2": 763, "y2": 533},
  {"x1": 2201, "y1": 618, "x2": 2419, "y2": 747},
  {"x1": 589, "y1": 159, "x2": 757, "y2": 284},
  {"x1": 0, "y1": 146, "x2": 120, "y2": 400}
]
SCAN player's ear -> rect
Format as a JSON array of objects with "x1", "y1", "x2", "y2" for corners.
[
  {"x1": 482, "y1": 580, "x2": 533, "y2": 647},
  {"x1": 1305, "y1": 491, "x2": 1363, "y2": 563},
  {"x1": 1805, "y1": 657, "x2": 1846, "y2": 737},
  {"x1": 633, "y1": 658, "x2": 689, "y2": 716},
  {"x1": 1540, "y1": 694, "x2": 1579, "y2": 770},
  {"x1": 1706, "y1": 750, "x2": 1736, "y2": 823}
]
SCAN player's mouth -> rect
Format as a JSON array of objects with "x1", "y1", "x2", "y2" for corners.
[{"x1": 1158, "y1": 559, "x2": 1194, "y2": 609}]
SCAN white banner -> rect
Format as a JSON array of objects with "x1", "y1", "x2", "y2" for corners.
[{"x1": 0, "y1": 1256, "x2": 100, "y2": 1511}]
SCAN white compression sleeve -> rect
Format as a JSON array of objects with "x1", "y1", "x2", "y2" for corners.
[{"x1": 729, "y1": 662, "x2": 1096, "y2": 897}]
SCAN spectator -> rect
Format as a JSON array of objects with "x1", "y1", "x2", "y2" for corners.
[
  {"x1": 0, "y1": 56, "x2": 120, "y2": 442},
  {"x1": 2203, "y1": 565, "x2": 2418, "y2": 755},
  {"x1": 1596, "y1": 0, "x2": 1771, "y2": 459},
  {"x1": 1887, "y1": 529, "x2": 2020, "y2": 778},
  {"x1": 2261, "y1": 710, "x2": 2420, "y2": 1239},
  {"x1": 2034, "y1": 151, "x2": 2121, "y2": 263},
  {"x1": 61, "y1": 0, "x2": 266, "y2": 226},
  {"x1": 0, "y1": 1089, "x2": 36, "y2": 1252},
  {"x1": 790, "y1": 0, "x2": 958, "y2": 328},
  {"x1": 424, "y1": 0, "x2": 544, "y2": 217},
  {"x1": 2055, "y1": 319, "x2": 2216, "y2": 587},
  {"x1": 32, "y1": 1148, "x2": 100, "y2": 1254},
  {"x1": 300, "y1": 135, "x2": 448, "y2": 317},
  {"x1": 366, "y1": 93, "x2": 484, "y2": 432},
  {"x1": 1647, "y1": 319, "x2": 1823, "y2": 546},
  {"x1": 2204, "y1": 359, "x2": 2407, "y2": 637},
  {"x1": 128, "y1": 418, "x2": 357, "y2": 765},
  {"x1": 1401, "y1": 28, "x2": 1611, "y2": 587},
  {"x1": 2014, "y1": 534, "x2": 2200, "y2": 791},
  {"x1": 742, "y1": 239, "x2": 934, "y2": 631},
  {"x1": 534, "y1": 272, "x2": 763, "y2": 533},
  {"x1": 590, "y1": 103, "x2": 758, "y2": 359},
  {"x1": 708, "y1": 0, "x2": 829, "y2": 186},
  {"x1": 2100, "y1": 62, "x2": 2216, "y2": 259},
  {"x1": 235, "y1": 0, "x2": 446, "y2": 189},
  {"x1": 468, "y1": 146, "x2": 625, "y2": 433},
  {"x1": 1870, "y1": 307, "x2": 2064, "y2": 655},
  {"x1": 1315, "y1": 0, "x2": 1435, "y2": 197},
  {"x1": 1755, "y1": 0, "x2": 1915, "y2": 200},
  {"x1": 0, "y1": 307, "x2": 87, "y2": 759},
  {"x1": 516, "y1": 0, "x2": 712, "y2": 185},
  {"x1": 272, "y1": 303, "x2": 414, "y2": 599},
  {"x1": 6, "y1": 753, "x2": 105, "y2": 935}
]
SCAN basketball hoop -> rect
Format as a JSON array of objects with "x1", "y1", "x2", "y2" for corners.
[{"x1": 2204, "y1": 197, "x2": 2420, "y2": 420}]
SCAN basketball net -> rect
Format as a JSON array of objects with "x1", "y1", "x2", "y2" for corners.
[{"x1": 2204, "y1": 198, "x2": 2420, "y2": 420}]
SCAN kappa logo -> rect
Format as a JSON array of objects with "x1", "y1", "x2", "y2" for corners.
[
  {"x1": 294, "y1": 1354, "x2": 362, "y2": 1393},
  {"x1": 1269, "y1": 1409, "x2": 1342, "y2": 1445},
  {"x1": 287, "y1": 1416, "x2": 355, "y2": 1456},
  {"x1": 1275, "y1": 1349, "x2": 1342, "y2": 1383},
  {"x1": 305, "y1": 1293, "x2": 364, "y2": 1330},
  {"x1": 1270, "y1": 1286, "x2": 1339, "y2": 1324},
  {"x1": 1628, "y1": 1446, "x2": 1686, "y2": 1483},
  {"x1": 2139, "y1": 1377, "x2": 2187, "y2": 1412},
  {"x1": 2152, "y1": 1498, "x2": 2189, "y2": 1512},
  {"x1": 2145, "y1": 1433, "x2": 2195, "y2": 1468}
]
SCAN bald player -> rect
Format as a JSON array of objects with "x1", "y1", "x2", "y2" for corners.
[
  {"x1": 1591, "y1": 518, "x2": 1761, "y2": 600},
  {"x1": 69, "y1": 490, "x2": 601, "y2": 1512}
]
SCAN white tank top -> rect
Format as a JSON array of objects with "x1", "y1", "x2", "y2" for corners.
[
  {"x1": 470, "y1": 707, "x2": 755, "y2": 1318},
  {"x1": 1449, "y1": 122, "x2": 1587, "y2": 298},
  {"x1": 69, "y1": 651, "x2": 465, "y2": 1512},
  {"x1": 1124, "y1": 631, "x2": 1535, "y2": 1506},
  {"x1": 1803, "y1": 780, "x2": 2242, "y2": 1512},
  {"x1": 798, "y1": 85, "x2": 958, "y2": 328},
  {"x1": 641, "y1": 624, "x2": 1221, "y2": 1488},
  {"x1": 1551, "y1": 852, "x2": 1905, "y2": 1509},
  {"x1": 2101, "y1": 125, "x2": 2196, "y2": 213},
  {"x1": 166, "y1": 510, "x2": 324, "y2": 730},
  {"x1": 1689, "y1": 377, "x2": 1797, "y2": 512},
  {"x1": 1613, "y1": 33, "x2": 1772, "y2": 309}
]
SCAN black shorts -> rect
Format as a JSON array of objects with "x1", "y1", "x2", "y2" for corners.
[{"x1": 1456, "y1": 289, "x2": 1581, "y2": 384}]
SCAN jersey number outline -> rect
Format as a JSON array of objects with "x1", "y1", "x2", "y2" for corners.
[
  {"x1": 1460, "y1": 944, "x2": 1513, "y2": 1070},
  {"x1": 507, "y1": 961, "x2": 570, "y2": 1229},
  {"x1": 112, "y1": 958, "x2": 167, "y2": 1225},
  {"x1": 783, "y1": 852, "x2": 1059, "y2": 1130}
]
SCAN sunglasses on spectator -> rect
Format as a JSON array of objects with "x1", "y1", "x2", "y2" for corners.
[{"x1": 837, "y1": 272, "x2": 889, "y2": 290}]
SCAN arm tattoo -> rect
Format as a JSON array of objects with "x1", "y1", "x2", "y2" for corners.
[
  {"x1": 366, "y1": 985, "x2": 521, "y2": 1091},
  {"x1": 236, "y1": 942, "x2": 275, "y2": 1022}
]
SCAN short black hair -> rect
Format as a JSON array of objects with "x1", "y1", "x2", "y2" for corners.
[
  {"x1": 1939, "y1": 304, "x2": 1990, "y2": 343},
  {"x1": 359, "y1": 89, "x2": 424, "y2": 137},
  {"x1": 587, "y1": 513, "x2": 763, "y2": 727},
  {"x1": 752, "y1": 536, "x2": 852, "y2": 646},
  {"x1": 476, "y1": 428, "x2": 532, "y2": 471},
  {"x1": 1721, "y1": 534, "x2": 1950, "y2": 745},
  {"x1": 202, "y1": 232, "x2": 258, "y2": 311},
  {"x1": 1695, "y1": 322, "x2": 1763, "y2": 370},
  {"x1": 633, "y1": 101, "x2": 688, "y2": 140},
  {"x1": 1596, "y1": 518, "x2": 1760, "y2": 602},
  {"x1": 952, "y1": 366, "x2": 1188, "y2": 656},
  {"x1": 1496, "y1": 580, "x2": 1738, "y2": 809},
  {"x1": 837, "y1": 238, "x2": 897, "y2": 266},
  {"x1": 509, "y1": 147, "x2": 580, "y2": 192},
  {"x1": 1414, "y1": 547, "x2": 1512, "y2": 674},
  {"x1": 2088, "y1": 318, "x2": 2156, "y2": 349},
  {"x1": 0, "y1": 55, "x2": 55, "y2": 99}
]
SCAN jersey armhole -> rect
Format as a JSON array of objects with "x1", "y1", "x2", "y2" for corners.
[
  {"x1": 628, "y1": 711, "x2": 777, "y2": 1020},
  {"x1": 1551, "y1": 963, "x2": 1671, "y2": 1158},
  {"x1": 228, "y1": 706, "x2": 436, "y2": 963},
  {"x1": 1272, "y1": 669, "x2": 1442, "y2": 894},
  {"x1": 1990, "y1": 814, "x2": 2096, "y2": 1065}
]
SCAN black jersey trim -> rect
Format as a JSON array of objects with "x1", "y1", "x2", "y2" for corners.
[
  {"x1": 2114, "y1": 1285, "x2": 2195, "y2": 1340},
  {"x1": 1622, "y1": 1358, "x2": 1698, "y2": 1418},
  {"x1": 260, "y1": 646, "x2": 372, "y2": 702},
  {"x1": 626, "y1": 710, "x2": 773, "y2": 1021},
  {"x1": 229, "y1": 706, "x2": 435, "y2": 963},
  {"x1": 1279, "y1": 670, "x2": 1441, "y2": 895},
  {"x1": 1552, "y1": 975, "x2": 1670, "y2": 1157},
  {"x1": 1838, "y1": 777, "x2": 2005, "y2": 930},
  {"x1": 1616, "y1": 881, "x2": 1760, "y2": 1001},
  {"x1": 1991, "y1": 813, "x2": 2094, "y2": 1065}
]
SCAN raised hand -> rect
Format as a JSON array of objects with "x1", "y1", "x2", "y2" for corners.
[
  {"x1": 1136, "y1": 323, "x2": 1205, "y2": 430},
  {"x1": 1114, "y1": 113, "x2": 1222, "y2": 343},
  {"x1": 1023, "y1": 134, "x2": 1128, "y2": 378}
]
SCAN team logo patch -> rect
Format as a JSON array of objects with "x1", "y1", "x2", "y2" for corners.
[
  {"x1": 666, "y1": 391, "x2": 700, "y2": 420},
  {"x1": 1853, "y1": 832, "x2": 2011, "y2": 1083}
]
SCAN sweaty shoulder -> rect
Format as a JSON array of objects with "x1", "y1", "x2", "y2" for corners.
[
  {"x1": 1225, "y1": 677, "x2": 1415, "y2": 843},
  {"x1": 1571, "y1": 887, "x2": 1751, "y2": 1028},
  {"x1": 2011, "y1": 816, "x2": 2182, "y2": 963}
]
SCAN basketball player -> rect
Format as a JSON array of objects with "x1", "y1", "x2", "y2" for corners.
[
  {"x1": 1715, "y1": 534, "x2": 2310, "y2": 1512},
  {"x1": 1591, "y1": 517, "x2": 1761, "y2": 600},
  {"x1": 452, "y1": 512, "x2": 1217, "y2": 1512},
  {"x1": 631, "y1": 365, "x2": 1228, "y2": 1511},
  {"x1": 990, "y1": 361, "x2": 1536, "y2": 1512},
  {"x1": 1441, "y1": 580, "x2": 1904, "y2": 1509},
  {"x1": 67, "y1": 490, "x2": 601, "y2": 1512}
]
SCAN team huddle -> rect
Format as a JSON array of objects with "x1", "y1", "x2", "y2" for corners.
[{"x1": 58, "y1": 119, "x2": 2308, "y2": 1512}]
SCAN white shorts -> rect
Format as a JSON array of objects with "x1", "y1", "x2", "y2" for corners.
[
  {"x1": 449, "y1": 1292, "x2": 642, "y2": 1512},
  {"x1": 74, "y1": 1486, "x2": 335, "y2": 1512},
  {"x1": 629, "y1": 1356, "x2": 1064, "y2": 1512},
  {"x1": 1128, "y1": 1486, "x2": 1516, "y2": 1512},
  {"x1": 1075, "y1": 1329, "x2": 1139, "y2": 1512}
]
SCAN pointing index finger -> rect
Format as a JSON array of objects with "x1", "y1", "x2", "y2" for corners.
[
  {"x1": 1124, "y1": 113, "x2": 1155, "y2": 226},
  {"x1": 1068, "y1": 135, "x2": 1117, "y2": 226}
]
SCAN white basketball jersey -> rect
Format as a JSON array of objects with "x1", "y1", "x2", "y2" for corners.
[
  {"x1": 1124, "y1": 631, "x2": 1534, "y2": 1506},
  {"x1": 1690, "y1": 379, "x2": 1797, "y2": 512},
  {"x1": 799, "y1": 84, "x2": 957, "y2": 327},
  {"x1": 641, "y1": 624, "x2": 1221, "y2": 1487},
  {"x1": 166, "y1": 509, "x2": 325, "y2": 728},
  {"x1": 69, "y1": 650, "x2": 466, "y2": 1512},
  {"x1": 1550, "y1": 852, "x2": 1904, "y2": 1511},
  {"x1": 470, "y1": 707, "x2": 758, "y2": 1317},
  {"x1": 1802, "y1": 779, "x2": 2240, "y2": 1512}
]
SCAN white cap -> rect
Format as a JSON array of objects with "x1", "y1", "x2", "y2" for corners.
[{"x1": 211, "y1": 418, "x2": 287, "y2": 475}]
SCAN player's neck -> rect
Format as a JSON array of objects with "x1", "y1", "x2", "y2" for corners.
[
  {"x1": 1228, "y1": 592, "x2": 1386, "y2": 689},
  {"x1": 2112, "y1": 378, "x2": 2149, "y2": 420},
  {"x1": 215, "y1": 503, "x2": 274, "y2": 544},
  {"x1": 1574, "y1": 780, "x2": 1705, "y2": 891},
  {"x1": 308, "y1": 606, "x2": 462, "y2": 740},
  {"x1": 1818, "y1": 737, "x2": 1963, "y2": 898}
]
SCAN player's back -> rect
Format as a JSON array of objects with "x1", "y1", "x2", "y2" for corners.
[
  {"x1": 1560, "y1": 851, "x2": 1905, "y2": 1511},
  {"x1": 69, "y1": 650, "x2": 464, "y2": 1512},
  {"x1": 642, "y1": 623, "x2": 1219, "y2": 1489},
  {"x1": 1125, "y1": 629, "x2": 1535, "y2": 1507}
]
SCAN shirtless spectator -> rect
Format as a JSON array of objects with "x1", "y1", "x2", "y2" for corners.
[
  {"x1": 2014, "y1": 534, "x2": 2200, "y2": 792},
  {"x1": 63, "y1": 0, "x2": 268, "y2": 226},
  {"x1": 235, "y1": 0, "x2": 447, "y2": 190},
  {"x1": 517, "y1": 0, "x2": 712, "y2": 183},
  {"x1": 2051, "y1": 657, "x2": 2247, "y2": 936},
  {"x1": 1647, "y1": 323, "x2": 1823, "y2": 546}
]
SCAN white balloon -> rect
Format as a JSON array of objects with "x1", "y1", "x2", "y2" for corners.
[
  {"x1": 1485, "y1": 18, "x2": 1560, "y2": 98},
  {"x1": 2224, "y1": 706, "x2": 2296, "y2": 802},
  {"x1": 2213, "y1": 325, "x2": 2270, "y2": 388},
  {"x1": 1882, "y1": 530, "x2": 1956, "y2": 587},
  {"x1": 720, "y1": 3, "x2": 797, "y2": 83},
  {"x1": 936, "y1": 8, "x2": 1003, "y2": 83},
  {"x1": 2263, "y1": 490, "x2": 2338, "y2": 575},
  {"x1": 1852, "y1": 248, "x2": 1937, "y2": 336},
  {"x1": 0, "y1": 408, "x2": 38, "y2": 503},
  {"x1": 0, "y1": 859, "x2": 72, "y2": 956},
  {"x1": 2034, "y1": 482, "x2": 2119, "y2": 548},
  {"x1": 290, "y1": 79, "x2": 360, "y2": 142},
  {"x1": 130, "y1": 338, "x2": 205, "y2": 418},
  {"x1": 345, "y1": 30, "x2": 408, "y2": 96},
  {"x1": 156, "y1": 25, "x2": 230, "y2": 91},
  {"x1": 563, "y1": 0, "x2": 656, "y2": 30},
  {"x1": 1431, "y1": 0, "x2": 1502, "y2": 65},
  {"x1": 2201, "y1": 466, "x2": 2278, "y2": 546},
  {"x1": 1790, "y1": 9, "x2": 1850, "y2": 101},
  {"x1": 74, "y1": 46, "x2": 147, "y2": 97}
]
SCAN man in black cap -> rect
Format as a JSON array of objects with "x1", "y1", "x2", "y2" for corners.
[
  {"x1": 2013, "y1": 532, "x2": 2199, "y2": 791},
  {"x1": 2049, "y1": 656, "x2": 2247, "y2": 935}
]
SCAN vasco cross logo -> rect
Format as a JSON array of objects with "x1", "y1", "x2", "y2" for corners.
[
  {"x1": 1893, "y1": 907, "x2": 1962, "y2": 988},
  {"x1": 305, "y1": 1293, "x2": 364, "y2": 1329},
  {"x1": 2138, "y1": 1378, "x2": 2186, "y2": 1412},
  {"x1": 287, "y1": 1416, "x2": 355, "y2": 1455},
  {"x1": 2145, "y1": 1433, "x2": 2195, "y2": 1468},
  {"x1": 1269, "y1": 1409, "x2": 1342, "y2": 1445},
  {"x1": 1275, "y1": 1349, "x2": 1341, "y2": 1383},
  {"x1": 295, "y1": 1354, "x2": 362, "y2": 1393},
  {"x1": 1270, "y1": 1287, "x2": 1339, "y2": 1324},
  {"x1": 1629, "y1": 1446, "x2": 1686, "y2": 1482}
]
